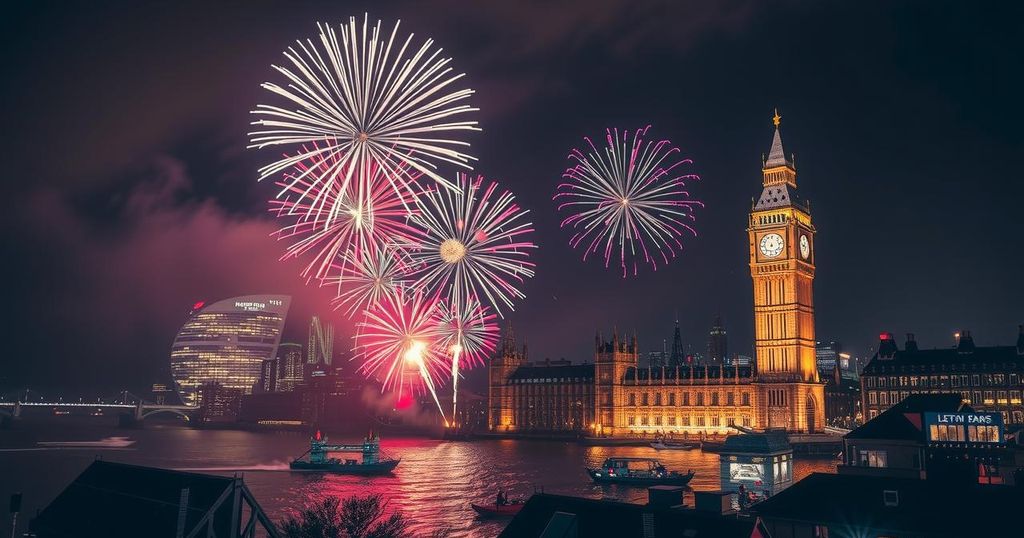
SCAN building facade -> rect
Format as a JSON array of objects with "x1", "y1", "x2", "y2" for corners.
[
  {"x1": 488, "y1": 116, "x2": 826, "y2": 435},
  {"x1": 169, "y1": 295, "x2": 290, "y2": 406},
  {"x1": 307, "y1": 315, "x2": 334, "y2": 365},
  {"x1": 276, "y1": 342, "x2": 304, "y2": 392},
  {"x1": 861, "y1": 329, "x2": 1024, "y2": 425},
  {"x1": 707, "y1": 316, "x2": 728, "y2": 366},
  {"x1": 488, "y1": 328, "x2": 596, "y2": 433}
]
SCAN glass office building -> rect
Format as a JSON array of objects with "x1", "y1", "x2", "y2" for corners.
[{"x1": 170, "y1": 295, "x2": 291, "y2": 406}]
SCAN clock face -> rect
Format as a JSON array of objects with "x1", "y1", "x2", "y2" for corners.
[
  {"x1": 759, "y1": 233, "x2": 784, "y2": 258},
  {"x1": 799, "y1": 235, "x2": 810, "y2": 259}
]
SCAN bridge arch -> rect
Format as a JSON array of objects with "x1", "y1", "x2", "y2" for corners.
[{"x1": 140, "y1": 408, "x2": 193, "y2": 422}]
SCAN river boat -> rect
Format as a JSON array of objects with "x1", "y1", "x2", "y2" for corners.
[
  {"x1": 289, "y1": 431, "x2": 399, "y2": 474},
  {"x1": 586, "y1": 457, "x2": 695, "y2": 486},
  {"x1": 649, "y1": 440, "x2": 699, "y2": 451},
  {"x1": 37, "y1": 436, "x2": 135, "y2": 448},
  {"x1": 471, "y1": 502, "x2": 525, "y2": 518}
]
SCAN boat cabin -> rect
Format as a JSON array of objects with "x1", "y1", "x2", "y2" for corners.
[{"x1": 600, "y1": 458, "x2": 668, "y2": 476}]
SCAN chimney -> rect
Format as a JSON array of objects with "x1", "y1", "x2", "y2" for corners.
[
  {"x1": 647, "y1": 486, "x2": 685, "y2": 509},
  {"x1": 878, "y1": 332, "x2": 898, "y2": 359},
  {"x1": 1017, "y1": 325, "x2": 1023, "y2": 356},
  {"x1": 693, "y1": 491, "x2": 733, "y2": 515},
  {"x1": 905, "y1": 333, "x2": 918, "y2": 352},
  {"x1": 957, "y1": 330, "x2": 975, "y2": 353}
]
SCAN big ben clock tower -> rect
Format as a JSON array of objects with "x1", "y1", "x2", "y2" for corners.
[{"x1": 749, "y1": 111, "x2": 824, "y2": 433}]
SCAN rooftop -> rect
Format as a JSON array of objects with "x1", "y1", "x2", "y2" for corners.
[
  {"x1": 753, "y1": 472, "x2": 1024, "y2": 536},
  {"x1": 30, "y1": 460, "x2": 276, "y2": 538},
  {"x1": 508, "y1": 362, "x2": 594, "y2": 381},
  {"x1": 845, "y1": 393, "x2": 967, "y2": 441},
  {"x1": 500, "y1": 493, "x2": 768, "y2": 538},
  {"x1": 722, "y1": 431, "x2": 792, "y2": 454}
]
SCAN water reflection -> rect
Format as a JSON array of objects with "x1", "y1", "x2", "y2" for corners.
[{"x1": 1, "y1": 423, "x2": 837, "y2": 538}]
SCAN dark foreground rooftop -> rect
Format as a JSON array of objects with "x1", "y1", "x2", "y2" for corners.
[
  {"x1": 30, "y1": 460, "x2": 278, "y2": 538},
  {"x1": 500, "y1": 492, "x2": 769, "y2": 538},
  {"x1": 753, "y1": 472, "x2": 1024, "y2": 537}
]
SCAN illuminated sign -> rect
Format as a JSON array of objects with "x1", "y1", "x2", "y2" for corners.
[
  {"x1": 234, "y1": 301, "x2": 268, "y2": 311},
  {"x1": 924, "y1": 412, "x2": 1003, "y2": 444}
]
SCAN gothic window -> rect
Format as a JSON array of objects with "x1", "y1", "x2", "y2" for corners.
[
  {"x1": 641, "y1": 415, "x2": 649, "y2": 426},
  {"x1": 668, "y1": 393, "x2": 676, "y2": 406},
  {"x1": 697, "y1": 416, "x2": 706, "y2": 427},
  {"x1": 742, "y1": 392, "x2": 751, "y2": 406},
  {"x1": 711, "y1": 416, "x2": 720, "y2": 426},
  {"x1": 628, "y1": 415, "x2": 636, "y2": 426},
  {"x1": 683, "y1": 392, "x2": 690, "y2": 406},
  {"x1": 711, "y1": 393, "x2": 720, "y2": 406},
  {"x1": 696, "y1": 393, "x2": 704, "y2": 406},
  {"x1": 655, "y1": 416, "x2": 663, "y2": 426},
  {"x1": 655, "y1": 393, "x2": 662, "y2": 406},
  {"x1": 727, "y1": 392, "x2": 735, "y2": 406},
  {"x1": 742, "y1": 416, "x2": 752, "y2": 427},
  {"x1": 628, "y1": 393, "x2": 636, "y2": 406},
  {"x1": 642, "y1": 393, "x2": 649, "y2": 406}
]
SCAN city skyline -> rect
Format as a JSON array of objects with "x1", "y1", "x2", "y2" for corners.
[{"x1": 3, "y1": 2, "x2": 1022, "y2": 395}]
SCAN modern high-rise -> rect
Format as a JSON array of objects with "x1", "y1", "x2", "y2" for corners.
[
  {"x1": 169, "y1": 295, "x2": 290, "y2": 406},
  {"x1": 669, "y1": 319, "x2": 684, "y2": 367},
  {"x1": 307, "y1": 316, "x2": 334, "y2": 365},
  {"x1": 707, "y1": 316, "x2": 728, "y2": 366},
  {"x1": 277, "y1": 342, "x2": 304, "y2": 392},
  {"x1": 815, "y1": 341, "x2": 842, "y2": 376}
]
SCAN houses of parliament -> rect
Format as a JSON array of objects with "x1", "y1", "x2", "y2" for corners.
[{"x1": 488, "y1": 114, "x2": 826, "y2": 435}]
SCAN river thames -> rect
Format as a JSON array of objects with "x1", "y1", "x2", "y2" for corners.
[{"x1": 1, "y1": 419, "x2": 836, "y2": 537}]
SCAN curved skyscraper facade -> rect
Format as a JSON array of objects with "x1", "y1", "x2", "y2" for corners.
[{"x1": 170, "y1": 295, "x2": 291, "y2": 406}]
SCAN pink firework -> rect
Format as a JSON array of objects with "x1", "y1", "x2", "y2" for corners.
[
  {"x1": 270, "y1": 144, "x2": 422, "y2": 284},
  {"x1": 436, "y1": 295, "x2": 498, "y2": 419},
  {"x1": 352, "y1": 287, "x2": 448, "y2": 417},
  {"x1": 554, "y1": 126, "x2": 702, "y2": 277}
]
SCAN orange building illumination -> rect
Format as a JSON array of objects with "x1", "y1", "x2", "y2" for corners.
[{"x1": 748, "y1": 110, "x2": 825, "y2": 432}]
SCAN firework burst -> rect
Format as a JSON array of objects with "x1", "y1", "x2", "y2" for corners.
[
  {"x1": 407, "y1": 174, "x2": 536, "y2": 316},
  {"x1": 271, "y1": 149, "x2": 422, "y2": 283},
  {"x1": 327, "y1": 243, "x2": 414, "y2": 318},
  {"x1": 353, "y1": 287, "x2": 448, "y2": 418},
  {"x1": 436, "y1": 296, "x2": 498, "y2": 419},
  {"x1": 249, "y1": 14, "x2": 479, "y2": 222},
  {"x1": 554, "y1": 125, "x2": 702, "y2": 277}
]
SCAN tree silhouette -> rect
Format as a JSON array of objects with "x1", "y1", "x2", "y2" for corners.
[{"x1": 279, "y1": 495, "x2": 409, "y2": 538}]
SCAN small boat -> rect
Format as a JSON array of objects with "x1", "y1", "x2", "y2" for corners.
[
  {"x1": 650, "y1": 440, "x2": 699, "y2": 451},
  {"x1": 587, "y1": 457, "x2": 695, "y2": 486},
  {"x1": 289, "y1": 431, "x2": 399, "y2": 474},
  {"x1": 471, "y1": 502, "x2": 524, "y2": 518},
  {"x1": 37, "y1": 436, "x2": 135, "y2": 448}
]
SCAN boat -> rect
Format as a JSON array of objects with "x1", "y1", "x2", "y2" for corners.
[
  {"x1": 289, "y1": 431, "x2": 399, "y2": 474},
  {"x1": 471, "y1": 502, "x2": 525, "y2": 518},
  {"x1": 37, "y1": 436, "x2": 135, "y2": 448},
  {"x1": 586, "y1": 457, "x2": 695, "y2": 486},
  {"x1": 650, "y1": 440, "x2": 699, "y2": 451}
]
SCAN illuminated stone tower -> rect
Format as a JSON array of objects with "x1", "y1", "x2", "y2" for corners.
[
  {"x1": 748, "y1": 111, "x2": 824, "y2": 433},
  {"x1": 488, "y1": 326, "x2": 525, "y2": 431},
  {"x1": 594, "y1": 328, "x2": 638, "y2": 436}
]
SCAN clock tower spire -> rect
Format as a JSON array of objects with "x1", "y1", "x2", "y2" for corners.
[{"x1": 748, "y1": 110, "x2": 824, "y2": 433}]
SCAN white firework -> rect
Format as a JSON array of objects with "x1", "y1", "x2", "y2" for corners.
[
  {"x1": 407, "y1": 174, "x2": 536, "y2": 317},
  {"x1": 327, "y1": 243, "x2": 414, "y2": 318},
  {"x1": 249, "y1": 14, "x2": 479, "y2": 223}
]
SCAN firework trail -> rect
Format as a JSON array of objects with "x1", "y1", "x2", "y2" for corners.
[
  {"x1": 249, "y1": 14, "x2": 479, "y2": 222},
  {"x1": 353, "y1": 288, "x2": 448, "y2": 420},
  {"x1": 407, "y1": 174, "x2": 536, "y2": 317},
  {"x1": 271, "y1": 148, "x2": 422, "y2": 283},
  {"x1": 554, "y1": 125, "x2": 702, "y2": 277},
  {"x1": 436, "y1": 296, "x2": 498, "y2": 419}
]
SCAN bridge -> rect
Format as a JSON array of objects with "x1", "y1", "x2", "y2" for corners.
[{"x1": 0, "y1": 390, "x2": 198, "y2": 422}]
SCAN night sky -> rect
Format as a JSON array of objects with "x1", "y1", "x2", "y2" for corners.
[{"x1": 3, "y1": 1, "x2": 1022, "y2": 394}]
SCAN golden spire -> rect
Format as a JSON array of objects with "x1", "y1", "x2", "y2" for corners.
[{"x1": 772, "y1": 108, "x2": 781, "y2": 128}]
